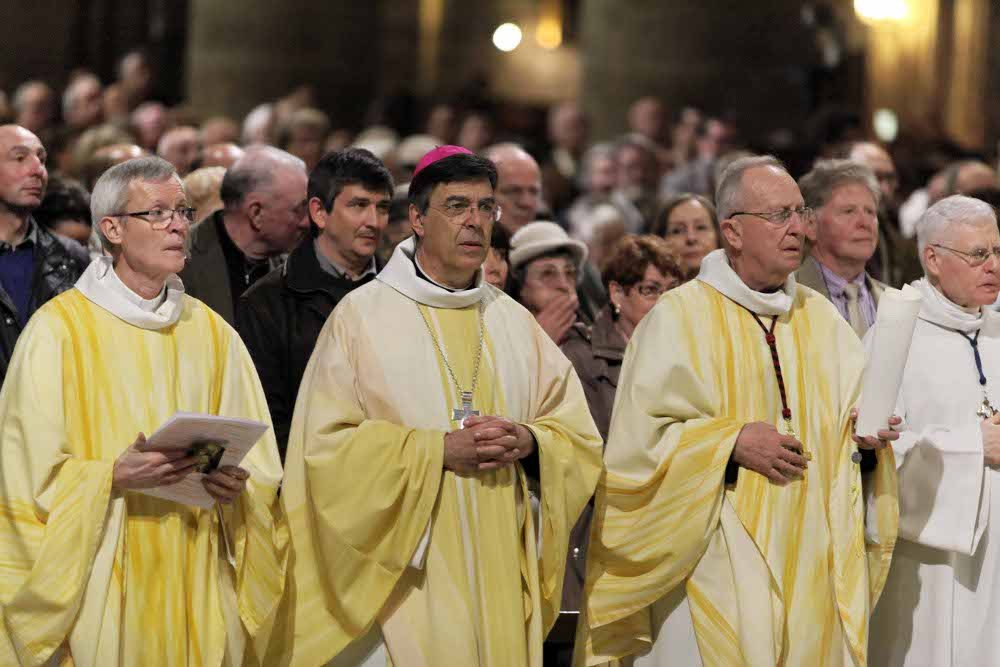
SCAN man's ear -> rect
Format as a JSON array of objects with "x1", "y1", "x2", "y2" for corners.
[
  {"x1": 246, "y1": 198, "x2": 264, "y2": 231},
  {"x1": 99, "y1": 216, "x2": 124, "y2": 248},
  {"x1": 720, "y1": 216, "x2": 743, "y2": 252},
  {"x1": 409, "y1": 203, "x2": 425, "y2": 240},
  {"x1": 309, "y1": 197, "x2": 328, "y2": 231},
  {"x1": 923, "y1": 244, "x2": 940, "y2": 282}
]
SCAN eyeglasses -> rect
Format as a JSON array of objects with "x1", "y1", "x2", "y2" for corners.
[
  {"x1": 526, "y1": 265, "x2": 578, "y2": 287},
  {"x1": 428, "y1": 201, "x2": 502, "y2": 223},
  {"x1": 628, "y1": 281, "x2": 671, "y2": 298},
  {"x1": 112, "y1": 207, "x2": 196, "y2": 229},
  {"x1": 931, "y1": 243, "x2": 1000, "y2": 267},
  {"x1": 730, "y1": 206, "x2": 813, "y2": 226}
]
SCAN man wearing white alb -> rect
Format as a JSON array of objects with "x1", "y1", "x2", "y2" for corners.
[{"x1": 870, "y1": 195, "x2": 1000, "y2": 666}]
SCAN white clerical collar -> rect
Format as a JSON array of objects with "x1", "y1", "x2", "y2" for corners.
[
  {"x1": 75, "y1": 255, "x2": 185, "y2": 330},
  {"x1": 696, "y1": 248, "x2": 796, "y2": 316},
  {"x1": 911, "y1": 277, "x2": 988, "y2": 333},
  {"x1": 377, "y1": 236, "x2": 486, "y2": 308}
]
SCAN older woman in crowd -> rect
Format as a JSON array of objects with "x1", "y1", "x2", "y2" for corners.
[
  {"x1": 651, "y1": 192, "x2": 719, "y2": 279},
  {"x1": 561, "y1": 233, "x2": 683, "y2": 440},
  {"x1": 546, "y1": 233, "x2": 682, "y2": 665},
  {"x1": 0, "y1": 156, "x2": 286, "y2": 665},
  {"x1": 508, "y1": 221, "x2": 588, "y2": 345}
]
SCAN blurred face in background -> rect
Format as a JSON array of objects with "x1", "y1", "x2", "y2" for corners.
[{"x1": 662, "y1": 198, "x2": 718, "y2": 276}]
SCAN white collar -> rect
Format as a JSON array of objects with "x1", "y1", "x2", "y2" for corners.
[
  {"x1": 912, "y1": 277, "x2": 987, "y2": 333},
  {"x1": 75, "y1": 256, "x2": 185, "y2": 330},
  {"x1": 696, "y1": 248, "x2": 796, "y2": 316},
  {"x1": 376, "y1": 236, "x2": 486, "y2": 308}
]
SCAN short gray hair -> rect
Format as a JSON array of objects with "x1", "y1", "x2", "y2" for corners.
[
  {"x1": 798, "y1": 159, "x2": 880, "y2": 210},
  {"x1": 219, "y1": 145, "x2": 305, "y2": 210},
  {"x1": 916, "y1": 194, "x2": 998, "y2": 270},
  {"x1": 91, "y1": 156, "x2": 181, "y2": 250},
  {"x1": 62, "y1": 74, "x2": 100, "y2": 117},
  {"x1": 715, "y1": 154, "x2": 787, "y2": 220}
]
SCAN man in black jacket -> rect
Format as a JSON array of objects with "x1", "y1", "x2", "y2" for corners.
[
  {"x1": 237, "y1": 149, "x2": 394, "y2": 458},
  {"x1": 0, "y1": 125, "x2": 88, "y2": 383}
]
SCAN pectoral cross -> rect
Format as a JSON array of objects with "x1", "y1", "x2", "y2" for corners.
[
  {"x1": 452, "y1": 391, "x2": 480, "y2": 428},
  {"x1": 977, "y1": 396, "x2": 997, "y2": 421}
]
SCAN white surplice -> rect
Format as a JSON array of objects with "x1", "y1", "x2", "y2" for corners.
[{"x1": 870, "y1": 278, "x2": 1000, "y2": 666}]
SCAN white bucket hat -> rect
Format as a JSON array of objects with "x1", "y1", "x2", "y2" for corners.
[{"x1": 509, "y1": 221, "x2": 588, "y2": 274}]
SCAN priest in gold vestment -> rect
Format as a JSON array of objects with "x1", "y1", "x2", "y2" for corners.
[
  {"x1": 580, "y1": 156, "x2": 899, "y2": 666},
  {"x1": 271, "y1": 146, "x2": 603, "y2": 666},
  {"x1": 0, "y1": 157, "x2": 287, "y2": 666}
]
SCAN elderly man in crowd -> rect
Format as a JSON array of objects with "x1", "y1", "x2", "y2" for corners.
[
  {"x1": 238, "y1": 148, "x2": 394, "y2": 459},
  {"x1": 565, "y1": 143, "x2": 618, "y2": 242},
  {"x1": 0, "y1": 124, "x2": 88, "y2": 383},
  {"x1": 157, "y1": 125, "x2": 201, "y2": 177},
  {"x1": 541, "y1": 101, "x2": 589, "y2": 216},
  {"x1": 796, "y1": 159, "x2": 885, "y2": 336},
  {"x1": 12, "y1": 81, "x2": 56, "y2": 136},
  {"x1": 62, "y1": 73, "x2": 104, "y2": 132},
  {"x1": 846, "y1": 140, "x2": 920, "y2": 287},
  {"x1": 870, "y1": 195, "x2": 1000, "y2": 666},
  {"x1": 611, "y1": 135, "x2": 660, "y2": 233},
  {"x1": 485, "y1": 142, "x2": 544, "y2": 236},
  {"x1": 582, "y1": 155, "x2": 899, "y2": 666},
  {"x1": 180, "y1": 145, "x2": 309, "y2": 325},
  {"x1": 272, "y1": 145, "x2": 601, "y2": 666},
  {"x1": 0, "y1": 156, "x2": 285, "y2": 666}
]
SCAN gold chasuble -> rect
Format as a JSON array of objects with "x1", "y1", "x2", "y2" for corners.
[
  {"x1": 0, "y1": 258, "x2": 287, "y2": 667},
  {"x1": 581, "y1": 250, "x2": 898, "y2": 667},
  {"x1": 272, "y1": 237, "x2": 603, "y2": 666}
]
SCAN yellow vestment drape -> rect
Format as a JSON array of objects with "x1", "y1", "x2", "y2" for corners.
[
  {"x1": 0, "y1": 290, "x2": 287, "y2": 667},
  {"x1": 270, "y1": 280, "x2": 603, "y2": 666},
  {"x1": 582, "y1": 281, "x2": 897, "y2": 666}
]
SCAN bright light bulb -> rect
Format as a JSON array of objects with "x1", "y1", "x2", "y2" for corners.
[
  {"x1": 536, "y1": 18, "x2": 562, "y2": 50},
  {"x1": 873, "y1": 108, "x2": 899, "y2": 143},
  {"x1": 492, "y1": 23, "x2": 523, "y2": 52},
  {"x1": 855, "y1": 0, "x2": 908, "y2": 22}
]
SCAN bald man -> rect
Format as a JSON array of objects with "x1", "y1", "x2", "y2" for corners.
[
  {"x1": 179, "y1": 146, "x2": 309, "y2": 324},
  {"x1": 485, "y1": 142, "x2": 544, "y2": 235},
  {"x1": 157, "y1": 125, "x2": 201, "y2": 177},
  {"x1": 201, "y1": 142, "x2": 244, "y2": 169},
  {"x1": 0, "y1": 125, "x2": 87, "y2": 381}
]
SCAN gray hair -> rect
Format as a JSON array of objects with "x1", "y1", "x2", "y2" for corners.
[
  {"x1": 219, "y1": 145, "x2": 305, "y2": 210},
  {"x1": 578, "y1": 142, "x2": 616, "y2": 188},
  {"x1": 916, "y1": 194, "x2": 998, "y2": 270},
  {"x1": 798, "y1": 159, "x2": 880, "y2": 210},
  {"x1": 715, "y1": 154, "x2": 787, "y2": 219},
  {"x1": 91, "y1": 156, "x2": 180, "y2": 250},
  {"x1": 62, "y1": 74, "x2": 100, "y2": 117}
]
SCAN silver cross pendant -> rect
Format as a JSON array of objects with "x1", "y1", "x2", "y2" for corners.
[
  {"x1": 452, "y1": 391, "x2": 481, "y2": 428},
  {"x1": 977, "y1": 396, "x2": 998, "y2": 421}
]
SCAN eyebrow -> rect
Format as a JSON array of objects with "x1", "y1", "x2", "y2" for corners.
[
  {"x1": 444, "y1": 195, "x2": 472, "y2": 204},
  {"x1": 8, "y1": 145, "x2": 46, "y2": 158}
]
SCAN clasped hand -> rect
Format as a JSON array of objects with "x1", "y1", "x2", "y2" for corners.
[
  {"x1": 443, "y1": 416, "x2": 535, "y2": 474},
  {"x1": 112, "y1": 432, "x2": 249, "y2": 503}
]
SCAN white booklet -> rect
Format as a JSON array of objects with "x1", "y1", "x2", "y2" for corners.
[{"x1": 135, "y1": 411, "x2": 269, "y2": 509}]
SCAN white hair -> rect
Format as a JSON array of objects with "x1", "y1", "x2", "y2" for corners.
[
  {"x1": 62, "y1": 74, "x2": 100, "y2": 117},
  {"x1": 916, "y1": 194, "x2": 998, "y2": 271},
  {"x1": 91, "y1": 156, "x2": 182, "y2": 251},
  {"x1": 715, "y1": 154, "x2": 788, "y2": 220}
]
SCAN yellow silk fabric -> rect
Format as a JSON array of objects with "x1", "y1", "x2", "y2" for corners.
[
  {"x1": 582, "y1": 281, "x2": 898, "y2": 666},
  {"x1": 271, "y1": 283, "x2": 603, "y2": 666},
  {"x1": 0, "y1": 290, "x2": 287, "y2": 667}
]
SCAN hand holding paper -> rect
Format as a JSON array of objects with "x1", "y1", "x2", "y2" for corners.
[{"x1": 855, "y1": 284, "x2": 923, "y2": 438}]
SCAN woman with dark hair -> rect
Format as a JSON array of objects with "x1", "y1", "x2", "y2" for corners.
[
  {"x1": 651, "y1": 192, "x2": 719, "y2": 279},
  {"x1": 547, "y1": 234, "x2": 682, "y2": 665},
  {"x1": 483, "y1": 222, "x2": 510, "y2": 291}
]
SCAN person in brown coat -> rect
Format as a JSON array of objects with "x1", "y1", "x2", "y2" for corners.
[{"x1": 546, "y1": 234, "x2": 682, "y2": 665}]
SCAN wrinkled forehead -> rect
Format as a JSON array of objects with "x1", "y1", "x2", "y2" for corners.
[
  {"x1": 0, "y1": 126, "x2": 43, "y2": 153},
  {"x1": 944, "y1": 217, "x2": 1000, "y2": 247},
  {"x1": 127, "y1": 176, "x2": 187, "y2": 207},
  {"x1": 431, "y1": 179, "x2": 495, "y2": 202},
  {"x1": 739, "y1": 166, "x2": 803, "y2": 211}
]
